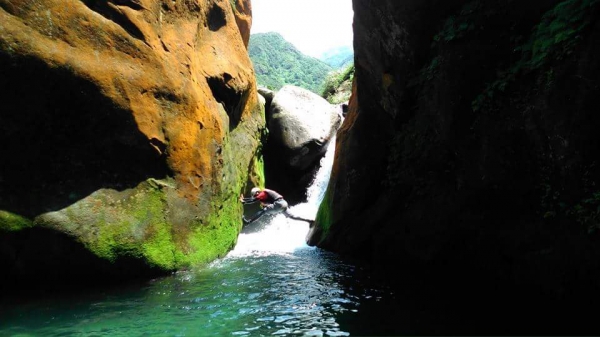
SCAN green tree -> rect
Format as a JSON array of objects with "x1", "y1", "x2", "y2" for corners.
[{"x1": 248, "y1": 32, "x2": 333, "y2": 94}]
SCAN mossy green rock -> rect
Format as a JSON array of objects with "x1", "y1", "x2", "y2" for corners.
[
  {"x1": 0, "y1": 0, "x2": 267, "y2": 288},
  {"x1": 0, "y1": 211, "x2": 34, "y2": 232},
  {"x1": 1, "y1": 102, "x2": 265, "y2": 283}
]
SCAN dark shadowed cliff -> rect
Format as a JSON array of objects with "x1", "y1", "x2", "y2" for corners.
[{"x1": 309, "y1": 0, "x2": 600, "y2": 331}]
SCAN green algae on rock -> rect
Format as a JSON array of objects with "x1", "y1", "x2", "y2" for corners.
[{"x1": 0, "y1": 211, "x2": 34, "y2": 232}]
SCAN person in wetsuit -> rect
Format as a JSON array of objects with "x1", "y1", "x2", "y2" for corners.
[{"x1": 240, "y1": 187, "x2": 314, "y2": 225}]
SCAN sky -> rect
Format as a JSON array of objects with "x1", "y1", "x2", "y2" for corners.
[{"x1": 250, "y1": 0, "x2": 354, "y2": 58}]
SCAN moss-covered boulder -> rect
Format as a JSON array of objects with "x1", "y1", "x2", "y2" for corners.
[{"x1": 0, "y1": 0, "x2": 265, "y2": 287}]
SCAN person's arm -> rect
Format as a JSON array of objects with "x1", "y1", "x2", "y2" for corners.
[{"x1": 239, "y1": 194, "x2": 259, "y2": 204}]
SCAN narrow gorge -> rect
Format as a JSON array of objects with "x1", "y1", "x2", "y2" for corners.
[{"x1": 1, "y1": 0, "x2": 600, "y2": 334}]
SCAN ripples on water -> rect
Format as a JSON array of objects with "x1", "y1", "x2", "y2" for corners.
[{"x1": 0, "y1": 231, "x2": 392, "y2": 337}]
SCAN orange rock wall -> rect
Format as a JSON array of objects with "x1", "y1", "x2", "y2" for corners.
[
  {"x1": 231, "y1": 0, "x2": 253, "y2": 47},
  {"x1": 0, "y1": 0, "x2": 264, "y2": 275},
  {"x1": 0, "y1": 0, "x2": 258, "y2": 202}
]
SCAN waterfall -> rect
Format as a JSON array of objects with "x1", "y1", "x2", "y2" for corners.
[{"x1": 227, "y1": 136, "x2": 337, "y2": 257}]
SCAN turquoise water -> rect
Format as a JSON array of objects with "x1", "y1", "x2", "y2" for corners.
[
  {"x1": 0, "y1": 219, "x2": 392, "y2": 337},
  {"x1": 0, "y1": 138, "x2": 400, "y2": 337}
]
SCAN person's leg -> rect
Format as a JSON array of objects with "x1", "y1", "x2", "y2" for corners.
[
  {"x1": 244, "y1": 208, "x2": 267, "y2": 224},
  {"x1": 278, "y1": 200, "x2": 313, "y2": 223},
  {"x1": 244, "y1": 200, "x2": 288, "y2": 224},
  {"x1": 244, "y1": 212, "x2": 262, "y2": 224},
  {"x1": 284, "y1": 211, "x2": 313, "y2": 223},
  {"x1": 265, "y1": 199, "x2": 287, "y2": 215}
]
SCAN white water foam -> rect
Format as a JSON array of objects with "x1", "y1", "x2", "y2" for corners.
[{"x1": 227, "y1": 135, "x2": 337, "y2": 258}]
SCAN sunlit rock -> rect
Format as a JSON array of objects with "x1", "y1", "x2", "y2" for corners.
[
  {"x1": 269, "y1": 85, "x2": 341, "y2": 170},
  {"x1": 0, "y1": 0, "x2": 264, "y2": 286},
  {"x1": 231, "y1": 0, "x2": 252, "y2": 47}
]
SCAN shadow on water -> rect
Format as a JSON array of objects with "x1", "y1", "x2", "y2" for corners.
[
  {"x1": 2, "y1": 210, "x2": 595, "y2": 334},
  {"x1": 10, "y1": 238, "x2": 588, "y2": 336},
  {"x1": 328, "y1": 256, "x2": 600, "y2": 336},
  {"x1": 0, "y1": 244, "x2": 390, "y2": 336}
]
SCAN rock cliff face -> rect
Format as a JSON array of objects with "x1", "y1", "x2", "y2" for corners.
[
  {"x1": 309, "y1": 0, "x2": 600, "y2": 311},
  {"x1": 231, "y1": 0, "x2": 252, "y2": 48},
  {"x1": 0, "y1": 0, "x2": 264, "y2": 286}
]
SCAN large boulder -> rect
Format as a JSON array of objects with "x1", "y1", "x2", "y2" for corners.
[
  {"x1": 269, "y1": 85, "x2": 342, "y2": 170},
  {"x1": 0, "y1": 0, "x2": 265, "y2": 288},
  {"x1": 264, "y1": 85, "x2": 342, "y2": 204}
]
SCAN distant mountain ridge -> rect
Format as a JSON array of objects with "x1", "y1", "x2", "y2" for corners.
[
  {"x1": 319, "y1": 45, "x2": 354, "y2": 69},
  {"x1": 248, "y1": 32, "x2": 333, "y2": 94}
]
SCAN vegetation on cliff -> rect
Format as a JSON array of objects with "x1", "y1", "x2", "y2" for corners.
[
  {"x1": 248, "y1": 32, "x2": 333, "y2": 94},
  {"x1": 385, "y1": 0, "x2": 600, "y2": 202},
  {"x1": 321, "y1": 62, "x2": 354, "y2": 104},
  {"x1": 471, "y1": 0, "x2": 599, "y2": 112},
  {"x1": 0, "y1": 211, "x2": 33, "y2": 232}
]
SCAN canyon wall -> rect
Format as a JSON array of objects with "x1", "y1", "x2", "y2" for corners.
[{"x1": 310, "y1": 0, "x2": 600, "y2": 307}]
